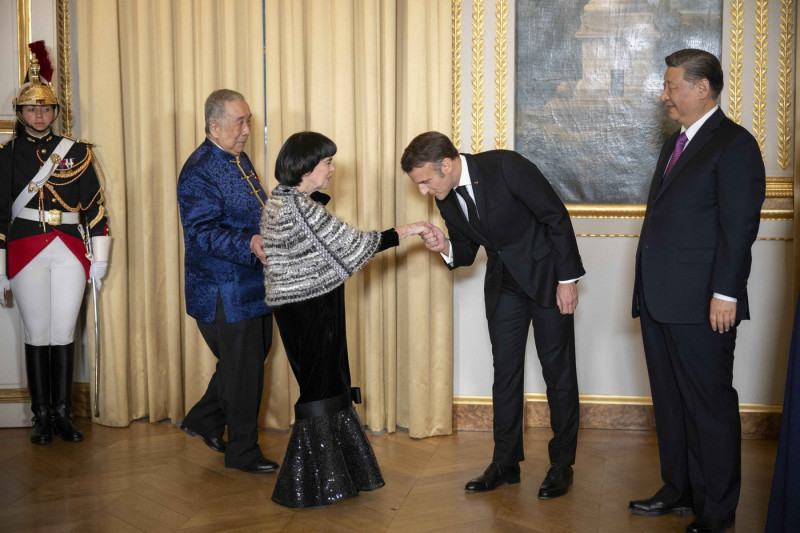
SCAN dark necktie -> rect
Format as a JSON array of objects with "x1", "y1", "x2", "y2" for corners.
[
  {"x1": 455, "y1": 185, "x2": 486, "y2": 237},
  {"x1": 663, "y1": 132, "x2": 688, "y2": 182}
]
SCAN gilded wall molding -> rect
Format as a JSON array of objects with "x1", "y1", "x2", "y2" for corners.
[
  {"x1": 470, "y1": 0, "x2": 485, "y2": 153},
  {"x1": 452, "y1": 0, "x2": 463, "y2": 150},
  {"x1": 777, "y1": 0, "x2": 794, "y2": 169},
  {"x1": 766, "y1": 176, "x2": 793, "y2": 197},
  {"x1": 57, "y1": 0, "x2": 73, "y2": 137},
  {"x1": 1, "y1": 0, "x2": 32, "y2": 132},
  {"x1": 493, "y1": 0, "x2": 508, "y2": 149},
  {"x1": 753, "y1": 0, "x2": 769, "y2": 159},
  {"x1": 3, "y1": 1, "x2": 73, "y2": 136},
  {"x1": 729, "y1": 0, "x2": 745, "y2": 124},
  {"x1": 16, "y1": 0, "x2": 30, "y2": 84}
]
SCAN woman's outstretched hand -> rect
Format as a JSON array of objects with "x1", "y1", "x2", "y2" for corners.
[{"x1": 396, "y1": 222, "x2": 428, "y2": 239}]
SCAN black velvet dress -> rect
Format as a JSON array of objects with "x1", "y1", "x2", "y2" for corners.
[{"x1": 270, "y1": 228, "x2": 397, "y2": 508}]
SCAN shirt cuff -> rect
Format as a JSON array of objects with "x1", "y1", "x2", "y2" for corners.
[
  {"x1": 559, "y1": 276, "x2": 583, "y2": 284},
  {"x1": 440, "y1": 240, "x2": 454, "y2": 265},
  {"x1": 713, "y1": 292, "x2": 737, "y2": 302}
]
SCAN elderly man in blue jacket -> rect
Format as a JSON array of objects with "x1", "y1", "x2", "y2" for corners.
[{"x1": 177, "y1": 89, "x2": 277, "y2": 474}]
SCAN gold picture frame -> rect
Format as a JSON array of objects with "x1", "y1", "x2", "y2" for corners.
[{"x1": 1, "y1": 0, "x2": 72, "y2": 135}]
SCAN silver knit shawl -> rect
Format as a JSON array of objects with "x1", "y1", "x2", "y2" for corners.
[{"x1": 261, "y1": 184, "x2": 381, "y2": 306}]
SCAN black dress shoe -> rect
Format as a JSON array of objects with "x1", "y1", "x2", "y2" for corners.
[
  {"x1": 234, "y1": 457, "x2": 279, "y2": 474},
  {"x1": 464, "y1": 462, "x2": 520, "y2": 492},
  {"x1": 629, "y1": 495, "x2": 694, "y2": 517},
  {"x1": 180, "y1": 422, "x2": 226, "y2": 453},
  {"x1": 537, "y1": 463, "x2": 573, "y2": 499},
  {"x1": 686, "y1": 516, "x2": 735, "y2": 533}
]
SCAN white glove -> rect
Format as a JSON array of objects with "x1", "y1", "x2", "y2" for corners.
[
  {"x1": 0, "y1": 275, "x2": 8, "y2": 307},
  {"x1": 0, "y1": 250, "x2": 8, "y2": 306},
  {"x1": 89, "y1": 261, "x2": 108, "y2": 290}
]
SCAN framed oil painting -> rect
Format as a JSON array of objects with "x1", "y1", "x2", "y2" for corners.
[{"x1": 514, "y1": 0, "x2": 722, "y2": 204}]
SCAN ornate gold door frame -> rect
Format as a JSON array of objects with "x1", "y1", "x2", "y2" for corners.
[{"x1": 1, "y1": 0, "x2": 73, "y2": 135}]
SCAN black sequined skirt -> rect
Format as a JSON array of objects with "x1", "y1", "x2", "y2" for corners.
[{"x1": 271, "y1": 401, "x2": 385, "y2": 508}]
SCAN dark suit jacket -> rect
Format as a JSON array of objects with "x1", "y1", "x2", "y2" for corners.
[
  {"x1": 435, "y1": 151, "x2": 585, "y2": 319},
  {"x1": 633, "y1": 108, "x2": 765, "y2": 324}
]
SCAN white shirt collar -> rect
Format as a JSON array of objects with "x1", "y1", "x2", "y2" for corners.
[
  {"x1": 682, "y1": 105, "x2": 719, "y2": 142},
  {"x1": 458, "y1": 154, "x2": 472, "y2": 188}
]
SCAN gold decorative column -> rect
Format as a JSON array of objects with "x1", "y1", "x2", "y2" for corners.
[
  {"x1": 470, "y1": 0, "x2": 485, "y2": 153},
  {"x1": 57, "y1": 0, "x2": 73, "y2": 136},
  {"x1": 452, "y1": 0, "x2": 463, "y2": 150}
]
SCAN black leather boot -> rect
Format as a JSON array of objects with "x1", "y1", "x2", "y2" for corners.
[
  {"x1": 25, "y1": 344, "x2": 52, "y2": 445},
  {"x1": 50, "y1": 343, "x2": 83, "y2": 442}
]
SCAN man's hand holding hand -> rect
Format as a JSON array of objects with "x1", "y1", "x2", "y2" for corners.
[{"x1": 420, "y1": 222, "x2": 449, "y2": 255}]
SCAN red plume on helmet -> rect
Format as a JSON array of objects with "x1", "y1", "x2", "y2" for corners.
[{"x1": 28, "y1": 40, "x2": 53, "y2": 82}]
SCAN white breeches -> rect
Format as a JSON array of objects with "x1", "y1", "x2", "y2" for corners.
[{"x1": 10, "y1": 237, "x2": 86, "y2": 346}]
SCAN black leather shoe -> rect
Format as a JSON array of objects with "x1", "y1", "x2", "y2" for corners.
[
  {"x1": 537, "y1": 463, "x2": 573, "y2": 499},
  {"x1": 464, "y1": 462, "x2": 520, "y2": 492},
  {"x1": 629, "y1": 495, "x2": 694, "y2": 517},
  {"x1": 234, "y1": 457, "x2": 279, "y2": 474},
  {"x1": 686, "y1": 516, "x2": 735, "y2": 532},
  {"x1": 180, "y1": 422, "x2": 226, "y2": 453}
]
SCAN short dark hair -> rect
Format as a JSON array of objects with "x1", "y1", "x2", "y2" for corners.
[
  {"x1": 274, "y1": 131, "x2": 337, "y2": 187},
  {"x1": 204, "y1": 89, "x2": 245, "y2": 135},
  {"x1": 400, "y1": 131, "x2": 459, "y2": 173},
  {"x1": 665, "y1": 49, "x2": 723, "y2": 99}
]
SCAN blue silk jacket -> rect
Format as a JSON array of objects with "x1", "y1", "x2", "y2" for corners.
[{"x1": 178, "y1": 139, "x2": 270, "y2": 323}]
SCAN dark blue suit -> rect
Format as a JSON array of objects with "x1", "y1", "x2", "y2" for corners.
[
  {"x1": 177, "y1": 139, "x2": 272, "y2": 467},
  {"x1": 436, "y1": 151, "x2": 585, "y2": 467},
  {"x1": 633, "y1": 108, "x2": 765, "y2": 521}
]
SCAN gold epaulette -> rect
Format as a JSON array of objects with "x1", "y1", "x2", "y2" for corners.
[
  {"x1": 0, "y1": 138, "x2": 12, "y2": 150},
  {"x1": 62, "y1": 134, "x2": 93, "y2": 146}
]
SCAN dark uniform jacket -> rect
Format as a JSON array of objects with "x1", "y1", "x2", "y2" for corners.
[{"x1": 0, "y1": 128, "x2": 108, "y2": 278}]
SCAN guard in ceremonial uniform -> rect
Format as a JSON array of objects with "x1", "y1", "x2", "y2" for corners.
[{"x1": 0, "y1": 57, "x2": 111, "y2": 444}]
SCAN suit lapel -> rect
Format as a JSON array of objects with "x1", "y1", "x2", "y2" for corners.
[
  {"x1": 464, "y1": 156, "x2": 489, "y2": 222},
  {"x1": 648, "y1": 133, "x2": 677, "y2": 205},
  {"x1": 656, "y1": 108, "x2": 725, "y2": 201},
  {"x1": 437, "y1": 155, "x2": 490, "y2": 245}
]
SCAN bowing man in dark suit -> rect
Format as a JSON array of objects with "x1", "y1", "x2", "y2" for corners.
[
  {"x1": 629, "y1": 50, "x2": 765, "y2": 533},
  {"x1": 401, "y1": 132, "x2": 585, "y2": 499}
]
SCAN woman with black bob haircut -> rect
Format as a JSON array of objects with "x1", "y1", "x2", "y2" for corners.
[
  {"x1": 261, "y1": 131, "x2": 425, "y2": 508},
  {"x1": 274, "y1": 131, "x2": 337, "y2": 187}
]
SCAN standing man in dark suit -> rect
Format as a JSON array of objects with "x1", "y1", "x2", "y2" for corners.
[
  {"x1": 630, "y1": 49, "x2": 765, "y2": 533},
  {"x1": 177, "y1": 89, "x2": 278, "y2": 474},
  {"x1": 401, "y1": 132, "x2": 585, "y2": 499}
]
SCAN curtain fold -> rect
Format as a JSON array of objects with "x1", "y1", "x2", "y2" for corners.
[{"x1": 76, "y1": 0, "x2": 453, "y2": 438}]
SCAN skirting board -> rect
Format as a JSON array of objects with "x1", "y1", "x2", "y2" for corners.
[
  {"x1": 0, "y1": 383, "x2": 91, "y2": 422},
  {"x1": 3, "y1": 388, "x2": 782, "y2": 438},
  {"x1": 454, "y1": 394, "x2": 782, "y2": 440}
]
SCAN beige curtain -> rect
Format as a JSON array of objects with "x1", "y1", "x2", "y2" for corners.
[{"x1": 76, "y1": 0, "x2": 453, "y2": 438}]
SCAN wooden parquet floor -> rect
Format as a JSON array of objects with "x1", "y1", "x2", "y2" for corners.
[{"x1": 0, "y1": 420, "x2": 777, "y2": 532}]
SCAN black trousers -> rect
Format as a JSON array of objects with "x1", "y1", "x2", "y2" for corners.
[
  {"x1": 185, "y1": 294, "x2": 273, "y2": 468},
  {"x1": 639, "y1": 294, "x2": 741, "y2": 521},
  {"x1": 487, "y1": 286, "x2": 579, "y2": 467}
]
